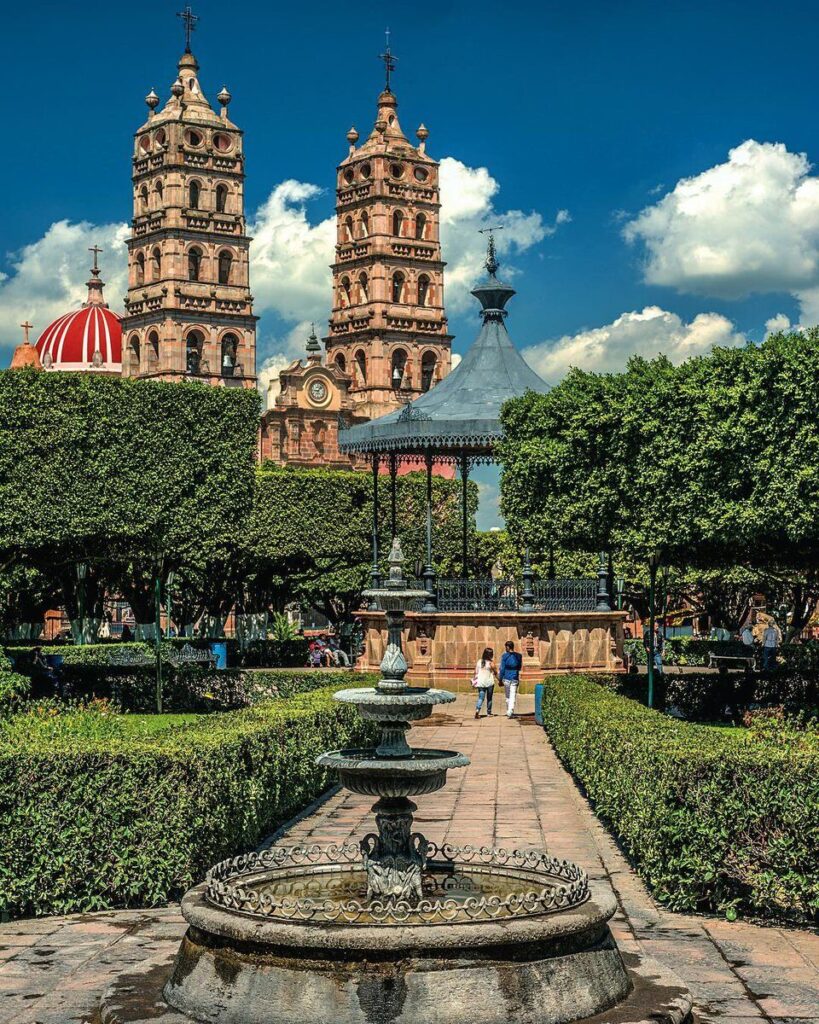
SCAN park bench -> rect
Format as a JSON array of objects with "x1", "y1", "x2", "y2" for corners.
[{"x1": 708, "y1": 652, "x2": 754, "y2": 672}]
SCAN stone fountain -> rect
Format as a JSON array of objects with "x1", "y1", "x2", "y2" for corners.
[{"x1": 100, "y1": 539, "x2": 693, "y2": 1024}]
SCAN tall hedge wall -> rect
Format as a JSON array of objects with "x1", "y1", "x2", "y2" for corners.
[
  {"x1": 541, "y1": 675, "x2": 818, "y2": 923},
  {"x1": 0, "y1": 686, "x2": 374, "y2": 918}
]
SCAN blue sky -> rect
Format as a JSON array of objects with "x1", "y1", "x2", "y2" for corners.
[{"x1": 2, "y1": 0, "x2": 819, "y2": 523}]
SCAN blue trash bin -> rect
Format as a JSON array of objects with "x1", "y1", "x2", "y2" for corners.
[
  {"x1": 534, "y1": 682, "x2": 544, "y2": 726},
  {"x1": 209, "y1": 641, "x2": 227, "y2": 670},
  {"x1": 46, "y1": 654, "x2": 64, "y2": 671}
]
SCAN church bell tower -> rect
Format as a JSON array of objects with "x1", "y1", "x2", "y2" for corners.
[
  {"x1": 324, "y1": 39, "x2": 452, "y2": 419},
  {"x1": 121, "y1": 8, "x2": 257, "y2": 385}
]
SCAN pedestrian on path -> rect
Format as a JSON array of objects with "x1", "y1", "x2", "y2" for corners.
[
  {"x1": 473, "y1": 647, "x2": 498, "y2": 718},
  {"x1": 499, "y1": 639, "x2": 523, "y2": 718},
  {"x1": 762, "y1": 620, "x2": 781, "y2": 671}
]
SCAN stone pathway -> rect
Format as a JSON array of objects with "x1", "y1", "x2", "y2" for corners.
[{"x1": 1, "y1": 694, "x2": 817, "y2": 1024}]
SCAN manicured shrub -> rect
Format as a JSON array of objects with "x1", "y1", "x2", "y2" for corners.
[
  {"x1": 541, "y1": 675, "x2": 819, "y2": 923},
  {"x1": 0, "y1": 684, "x2": 376, "y2": 918}
]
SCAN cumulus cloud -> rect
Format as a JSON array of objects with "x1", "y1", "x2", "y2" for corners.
[
  {"x1": 439, "y1": 157, "x2": 566, "y2": 311},
  {"x1": 0, "y1": 220, "x2": 129, "y2": 346},
  {"x1": 523, "y1": 306, "x2": 746, "y2": 380},
  {"x1": 257, "y1": 320, "x2": 316, "y2": 409},
  {"x1": 765, "y1": 313, "x2": 792, "y2": 336},
  {"x1": 624, "y1": 140, "x2": 819, "y2": 323}
]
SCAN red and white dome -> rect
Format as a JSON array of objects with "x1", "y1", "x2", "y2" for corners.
[{"x1": 36, "y1": 261, "x2": 122, "y2": 373}]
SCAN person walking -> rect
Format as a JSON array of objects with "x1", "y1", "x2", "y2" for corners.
[
  {"x1": 473, "y1": 647, "x2": 498, "y2": 718},
  {"x1": 499, "y1": 640, "x2": 523, "y2": 718},
  {"x1": 762, "y1": 620, "x2": 780, "y2": 671}
]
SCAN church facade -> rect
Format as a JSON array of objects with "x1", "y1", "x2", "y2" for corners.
[{"x1": 11, "y1": 18, "x2": 453, "y2": 471}]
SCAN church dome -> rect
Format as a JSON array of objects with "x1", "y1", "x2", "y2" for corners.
[{"x1": 35, "y1": 255, "x2": 122, "y2": 373}]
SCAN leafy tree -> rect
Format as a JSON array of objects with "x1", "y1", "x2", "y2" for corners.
[{"x1": 497, "y1": 330, "x2": 819, "y2": 635}]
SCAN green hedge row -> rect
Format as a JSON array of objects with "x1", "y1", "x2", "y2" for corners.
[
  {"x1": 541, "y1": 675, "x2": 819, "y2": 923},
  {"x1": 0, "y1": 684, "x2": 376, "y2": 918},
  {"x1": 624, "y1": 635, "x2": 819, "y2": 670},
  {"x1": 5, "y1": 638, "x2": 310, "y2": 670}
]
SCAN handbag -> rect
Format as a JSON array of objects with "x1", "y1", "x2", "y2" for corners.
[{"x1": 470, "y1": 672, "x2": 479, "y2": 688}]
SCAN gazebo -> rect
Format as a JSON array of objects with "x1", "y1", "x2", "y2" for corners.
[{"x1": 339, "y1": 240, "x2": 625, "y2": 685}]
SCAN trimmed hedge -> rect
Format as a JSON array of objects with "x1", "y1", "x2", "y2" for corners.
[
  {"x1": 541, "y1": 675, "x2": 819, "y2": 923},
  {"x1": 0, "y1": 684, "x2": 376, "y2": 918},
  {"x1": 604, "y1": 669, "x2": 819, "y2": 721}
]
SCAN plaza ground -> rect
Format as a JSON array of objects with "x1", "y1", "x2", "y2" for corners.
[{"x1": 1, "y1": 693, "x2": 817, "y2": 1024}]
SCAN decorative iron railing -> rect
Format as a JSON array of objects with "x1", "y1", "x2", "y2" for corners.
[
  {"x1": 532, "y1": 579, "x2": 597, "y2": 612},
  {"x1": 437, "y1": 578, "x2": 518, "y2": 612}
]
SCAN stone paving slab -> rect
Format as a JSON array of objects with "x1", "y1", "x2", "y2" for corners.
[{"x1": 1, "y1": 694, "x2": 817, "y2": 1024}]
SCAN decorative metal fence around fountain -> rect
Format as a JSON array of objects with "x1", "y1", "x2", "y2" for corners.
[
  {"x1": 205, "y1": 841, "x2": 590, "y2": 926},
  {"x1": 372, "y1": 577, "x2": 599, "y2": 613},
  {"x1": 532, "y1": 579, "x2": 597, "y2": 612}
]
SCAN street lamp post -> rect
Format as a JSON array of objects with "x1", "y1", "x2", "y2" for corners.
[
  {"x1": 76, "y1": 562, "x2": 88, "y2": 646},
  {"x1": 154, "y1": 573, "x2": 163, "y2": 714},
  {"x1": 647, "y1": 551, "x2": 661, "y2": 709},
  {"x1": 615, "y1": 577, "x2": 625, "y2": 612},
  {"x1": 166, "y1": 571, "x2": 176, "y2": 639}
]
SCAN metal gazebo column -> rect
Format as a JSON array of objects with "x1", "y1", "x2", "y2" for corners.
[
  {"x1": 389, "y1": 453, "x2": 398, "y2": 540},
  {"x1": 369, "y1": 454, "x2": 381, "y2": 611},
  {"x1": 460, "y1": 451, "x2": 469, "y2": 576},
  {"x1": 422, "y1": 452, "x2": 438, "y2": 612}
]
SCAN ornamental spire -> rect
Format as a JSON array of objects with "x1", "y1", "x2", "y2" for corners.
[
  {"x1": 472, "y1": 228, "x2": 515, "y2": 321},
  {"x1": 379, "y1": 28, "x2": 398, "y2": 92},
  {"x1": 177, "y1": 5, "x2": 199, "y2": 53},
  {"x1": 84, "y1": 246, "x2": 108, "y2": 308},
  {"x1": 479, "y1": 226, "x2": 503, "y2": 277}
]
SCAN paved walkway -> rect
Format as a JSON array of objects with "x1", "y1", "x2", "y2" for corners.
[{"x1": 1, "y1": 694, "x2": 817, "y2": 1024}]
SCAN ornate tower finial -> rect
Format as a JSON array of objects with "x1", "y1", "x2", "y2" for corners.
[
  {"x1": 478, "y1": 226, "x2": 503, "y2": 276},
  {"x1": 379, "y1": 28, "x2": 398, "y2": 92},
  {"x1": 20, "y1": 320, "x2": 33, "y2": 345},
  {"x1": 177, "y1": 5, "x2": 199, "y2": 53},
  {"x1": 85, "y1": 246, "x2": 107, "y2": 308},
  {"x1": 89, "y1": 244, "x2": 103, "y2": 276}
]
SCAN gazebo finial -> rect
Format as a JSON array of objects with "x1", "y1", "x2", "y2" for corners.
[{"x1": 479, "y1": 226, "x2": 503, "y2": 277}]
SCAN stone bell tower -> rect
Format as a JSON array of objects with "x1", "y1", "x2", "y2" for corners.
[
  {"x1": 121, "y1": 9, "x2": 256, "y2": 385},
  {"x1": 324, "y1": 40, "x2": 452, "y2": 419}
]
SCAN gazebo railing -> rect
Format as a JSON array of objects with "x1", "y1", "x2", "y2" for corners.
[
  {"x1": 373, "y1": 577, "x2": 599, "y2": 613},
  {"x1": 531, "y1": 579, "x2": 597, "y2": 612},
  {"x1": 437, "y1": 578, "x2": 518, "y2": 612}
]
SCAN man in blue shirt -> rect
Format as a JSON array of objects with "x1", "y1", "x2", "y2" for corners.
[{"x1": 499, "y1": 640, "x2": 523, "y2": 718}]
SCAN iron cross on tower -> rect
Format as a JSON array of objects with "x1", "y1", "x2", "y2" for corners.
[
  {"x1": 89, "y1": 245, "x2": 103, "y2": 274},
  {"x1": 177, "y1": 6, "x2": 199, "y2": 53},
  {"x1": 379, "y1": 28, "x2": 398, "y2": 92}
]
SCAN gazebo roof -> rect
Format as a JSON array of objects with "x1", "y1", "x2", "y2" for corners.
[{"x1": 339, "y1": 241, "x2": 549, "y2": 458}]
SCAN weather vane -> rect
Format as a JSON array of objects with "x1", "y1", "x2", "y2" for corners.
[
  {"x1": 478, "y1": 226, "x2": 504, "y2": 275},
  {"x1": 379, "y1": 28, "x2": 398, "y2": 92},
  {"x1": 177, "y1": 6, "x2": 199, "y2": 53}
]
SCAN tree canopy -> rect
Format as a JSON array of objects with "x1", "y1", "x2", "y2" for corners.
[{"x1": 497, "y1": 330, "x2": 819, "y2": 631}]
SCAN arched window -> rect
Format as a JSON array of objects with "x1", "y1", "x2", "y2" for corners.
[
  {"x1": 415, "y1": 213, "x2": 427, "y2": 239},
  {"x1": 151, "y1": 247, "x2": 161, "y2": 282},
  {"x1": 340, "y1": 276, "x2": 352, "y2": 307},
  {"x1": 186, "y1": 330, "x2": 204, "y2": 375},
  {"x1": 218, "y1": 250, "x2": 233, "y2": 285},
  {"x1": 188, "y1": 247, "x2": 202, "y2": 282},
  {"x1": 417, "y1": 274, "x2": 430, "y2": 306},
  {"x1": 221, "y1": 333, "x2": 238, "y2": 376},
  {"x1": 128, "y1": 335, "x2": 140, "y2": 374},
  {"x1": 215, "y1": 184, "x2": 228, "y2": 213},
  {"x1": 421, "y1": 351, "x2": 437, "y2": 392},
  {"x1": 135, "y1": 252, "x2": 145, "y2": 286},
  {"x1": 140, "y1": 185, "x2": 149, "y2": 213},
  {"x1": 147, "y1": 330, "x2": 159, "y2": 369},
  {"x1": 361, "y1": 211, "x2": 369, "y2": 237},
  {"x1": 155, "y1": 179, "x2": 164, "y2": 204},
  {"x1": 391, "y1": 271, "x2": 405, "y2": 304},
  {"x1": 355, "y1": 349, "x2": 366, "y2": 385},
  {"x1": 335, "y1": 353, "x2": 347, "y2": 373},
  {"x1": 392, "y1": 210, "x2": 405, "y2": 237},
  {"x1": 344, "y1": 215, "x2": 354, "y2": 242},
  {"x1": 189, "y1": 180, "x2": 200, "y2": 209},
  {"x1": 358, "y1": 272, "x2": 369, "y2": 303},
  {"x1": 391, "y1": 349, "x2": 407, "y2": 389}
]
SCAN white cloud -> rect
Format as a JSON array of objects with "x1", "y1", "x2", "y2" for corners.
[
  {"x1": 0, "y1": 220, "x2": 129, "y2": 347},
  {"x1": 438, "y1": 157, "x2": 566, "y2": 312},
  {"x1": 624, "y1": 140, "x2": 819, "y2": 323},
  {"x1": 765, "y1": 313, "x2": 792, "y2": 337},
  {"x1": 257, "y1": 320, "x2": 316, "y2": 409},
  {"x1": 523, "y1": 306, "x2": 746, "y2": 380}
]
